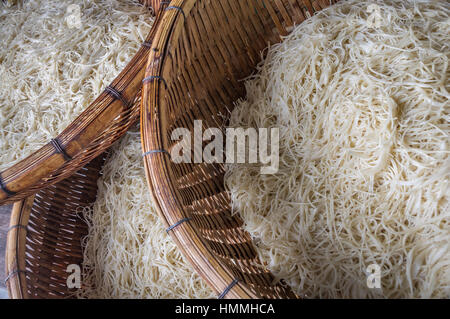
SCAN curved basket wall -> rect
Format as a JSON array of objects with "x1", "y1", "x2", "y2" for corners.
[{"x1": 141, "y1": 0, "x2": 338, "y2": 298}]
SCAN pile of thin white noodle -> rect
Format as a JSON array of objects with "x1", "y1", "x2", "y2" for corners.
[
  {"x1": 78, "y1": 130, "x2": 214, "y2": 299},
  {"x1": 0, "y1": 0, "x2": 153, "y2": 172},
  {"x1": 225, "y1": 0, "x2": 449, "y2": 298}
]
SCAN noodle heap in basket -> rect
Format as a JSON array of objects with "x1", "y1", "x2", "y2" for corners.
[
  {"x1": 1, "y1": 0, "x2": 213, "y2": 299},
  {"x1": 225, "y1": 0, "x2": 449, "y2": 298},
  {"x1": 0, "y1": 0, "x2": 151, "y2": 172}
]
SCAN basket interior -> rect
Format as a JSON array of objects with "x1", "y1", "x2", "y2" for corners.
[
  {"x1": 143, "y1": 0, "x2": 338, "y2": 298},
  {"x1": 6, "y1": 154, "x2": 106, "y2": 298}
]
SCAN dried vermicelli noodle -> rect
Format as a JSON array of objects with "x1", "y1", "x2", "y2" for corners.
[
  {"x1": 225, "y1": 0, "x2": 449, "y2": 298},
  {"x1": 78, "y1": 129, "x2": 215, "y2": 299},
  {"x1": 0, "y1": 0, "x2": 153, "y2": 172}
]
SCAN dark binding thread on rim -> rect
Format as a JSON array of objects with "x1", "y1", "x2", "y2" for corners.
[
  {"x1": 105, "y1": 85, "x2": 132, "y2": 108},
  {"x1": 218, "y1": 279, "x2": 239, "y2": 299},
  {"x1": 142, "y1": 76, "x2": 167, "y2": 88},
  {"x1": 7, "y1": 224, "x2": 27, "y2": 233},
  {"x1": 50, "y1": 138, "x2": 72, "y2": 161},
  {"x1": 4, "y1": 269, "x2": 27, "y2": 285},
  {"x1": 0, "y1": 174, "x2": 16, "y2": 197},
  {"x1": 165, "y1": 6, "x2": 186, "y2": 19},
  {"x1": 166, "y1": 217, "x2": 191, "y2": 233}
]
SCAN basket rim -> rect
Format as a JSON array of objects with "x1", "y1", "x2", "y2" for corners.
[
  {"x1": 5, "y1": 197, "x2": 34, "y2": 299},
  {"x1": 0, "y1": 0, "x2": 163, "y2": 206}
]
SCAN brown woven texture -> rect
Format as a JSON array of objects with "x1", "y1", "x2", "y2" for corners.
[
  {"x1": 0, "y1": 0, "x2": 164, "y2": 206},
  {"x1": 141, "y1": 0, "x2": 339, "y2": 298},
  {"x1": 4, "y1": 1, "x2": 167, "y2": 299}
]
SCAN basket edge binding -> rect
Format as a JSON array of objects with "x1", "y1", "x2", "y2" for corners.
[{"x1": 5, "y1": 197, "x2": 33, "y2": 299}]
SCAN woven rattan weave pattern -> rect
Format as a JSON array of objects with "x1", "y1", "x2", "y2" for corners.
[{"x1": 141, "y1": 0, "x2": 338, "y2": 298}]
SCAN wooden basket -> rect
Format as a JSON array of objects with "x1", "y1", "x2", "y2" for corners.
[
  {"x1": 4, "y1": 0, "x2": 167, "y2": 298},
  {"x1": 141, "y1": 0, "x2": 338, "y2": 298},
  {"x1": 0, "y1": 0, "x2": 164, "y2": 206}
]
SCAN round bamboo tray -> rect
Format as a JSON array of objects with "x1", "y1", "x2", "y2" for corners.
[
  {"x1": 0, "y1": 0, "x2": 164, "y2": 206},
  {"x1": 141, "y1": 0, "x2": 339, "y2": 298},
  {"x1": 4, "y1": 0, "x2": 167, "y2": 298}
]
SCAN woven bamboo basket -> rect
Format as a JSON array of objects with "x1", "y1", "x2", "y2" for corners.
[
  {"x1": 4, "y1": 0, "x2": 166, "y2": 298},
  {"x1": 141, "y1": 0, "x2": 339, "y2": 298},
  {"x1": 0, "y1": 0, "x2": 164, "y2": 206}
]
